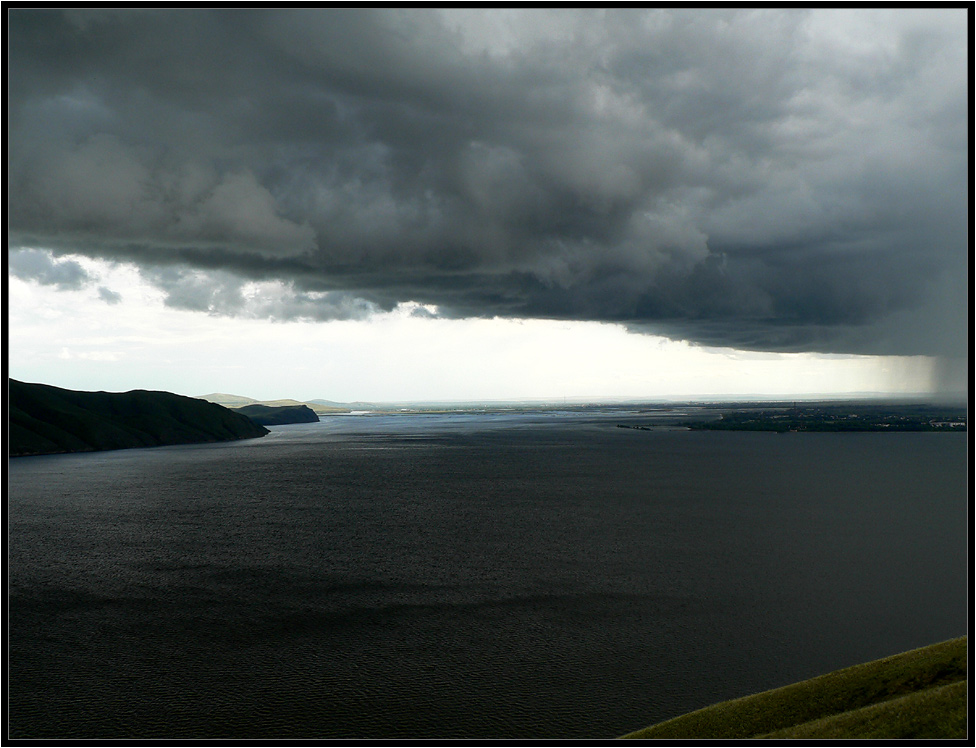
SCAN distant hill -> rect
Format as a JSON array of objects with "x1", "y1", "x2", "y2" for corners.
[
  {"x1": 196, "y1": 394, "x2": 350, "y2": 415},
  {"x1": 250, "y1": 398, "x2": 310, "y2": 408},
  {"x1": 235, "y1": 403, "x2": 319, "y2": 425},
  {"x1": 195, "y1": 392, "x2": 258, "y2": 408},
  {"x1": 307, "y1": 398, "x2": 368, "y2": 409},
  {"x1": 9, "y1": 380, "x2": 269, "y2": 457},
  {"x1": 621, "y1": 636, "x2": 967, "y2": 739}
]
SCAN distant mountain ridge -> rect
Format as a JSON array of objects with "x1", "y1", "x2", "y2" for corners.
[{"x1": 9, "y1": 380, "x2": 269, "y2": 457}]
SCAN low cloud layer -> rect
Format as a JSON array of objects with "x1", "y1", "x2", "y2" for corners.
[{"x1": 8, "y1": 9, "x2": 969, "y2": 358}]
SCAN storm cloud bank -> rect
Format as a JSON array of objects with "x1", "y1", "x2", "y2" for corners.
[{"x1": 8, "y1": 9, "x2": 969, "y2": 359}]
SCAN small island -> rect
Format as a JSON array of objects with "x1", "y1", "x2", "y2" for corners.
[{"x1": 8, "y1": 379, "x2": 270, "y2": 457}]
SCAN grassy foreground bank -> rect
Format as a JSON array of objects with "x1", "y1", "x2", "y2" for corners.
[{"x1": 621, "y1": 636, "x2": 967, "y2": 739}]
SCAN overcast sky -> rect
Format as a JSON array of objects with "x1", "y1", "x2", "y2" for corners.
[{"x1": 7, "y1": 8, "x2": 969, "y2": 401}]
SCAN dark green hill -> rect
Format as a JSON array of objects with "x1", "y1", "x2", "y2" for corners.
[
  {"x1": 621, "y1": 636, "x2": 967, "y2": 739},
  {"x1": 8, "y1": 379, "x2": 269, "y2": 457},
  {"x1": 235, "y1": 403, "x2": 319, "y2": 425}
]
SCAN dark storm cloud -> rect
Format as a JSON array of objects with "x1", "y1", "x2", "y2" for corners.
[{"x1": 7, "y1": 8, "x2": 969, "y2": 358}]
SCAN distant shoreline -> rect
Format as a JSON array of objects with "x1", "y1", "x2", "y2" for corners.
[{"x1": 617, "y1": 401, "x2": 967, "y2": 433}]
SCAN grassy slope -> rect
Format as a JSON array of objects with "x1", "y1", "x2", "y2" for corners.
[
  {"x1": 9, "y1": 379, "x2": 269, "y2": 456},
  {"x1": 621, "y1": 636, "x2": 967, "y2": 739}
]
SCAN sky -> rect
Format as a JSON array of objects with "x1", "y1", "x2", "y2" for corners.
[{"x1": 6, "y1": 8, "x2": 970, "y2": 403}]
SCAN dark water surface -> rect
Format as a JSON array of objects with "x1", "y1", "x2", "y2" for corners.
[{"x1": 7, "y1": 412, "x2": 969, "y2": 738}]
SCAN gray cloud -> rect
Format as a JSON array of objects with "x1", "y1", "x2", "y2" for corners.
[
  {"x1": 7, "y1": 8, "x2": 969, "y2": 361},
  {"x1": 137, "y1": 265, "x2": 378, "y2": 322},
  {"x1": 8, "y1": 248, "x2": 93, "y2": 289},
  {"x1": 97, "y1": 286, "x2": 123, "y2": 304}
]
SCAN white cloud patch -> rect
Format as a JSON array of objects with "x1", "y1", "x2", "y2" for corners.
[{"x1": 58, "y1": 347, "x2": 121, "y2": 362}]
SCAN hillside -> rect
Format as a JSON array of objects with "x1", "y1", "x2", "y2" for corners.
[
  {"x1": 621, "y1": 636, "x2": 967, "y2": 739},
  {"x1": 9, "y1": 380, "x2": 269, "y2": 457}
]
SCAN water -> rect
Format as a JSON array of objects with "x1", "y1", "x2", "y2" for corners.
[{"x1": 7, "y1": 411, "x2": 968, "y2": 738}]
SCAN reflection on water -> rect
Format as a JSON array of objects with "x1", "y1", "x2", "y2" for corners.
[{"x1": 7, "y1": 413, "x2": 968, "y2": 738}]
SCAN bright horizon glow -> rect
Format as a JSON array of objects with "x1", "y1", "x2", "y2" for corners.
[{"x1": 8, "y1": 255, "x2": 941, "y2": 404}]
